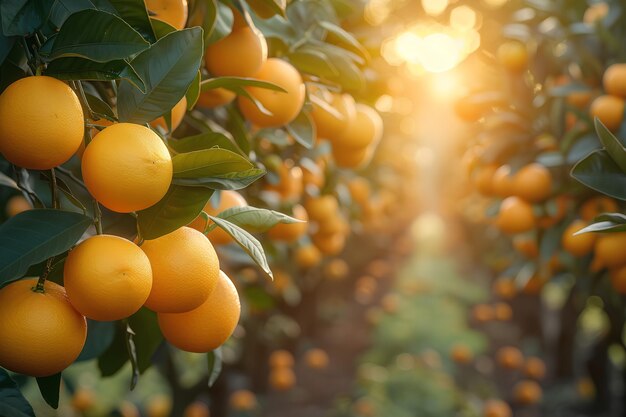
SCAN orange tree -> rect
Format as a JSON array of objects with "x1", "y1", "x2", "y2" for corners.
[{"x1": 0, "y1": 0, "x2": 394, "y2": 415}]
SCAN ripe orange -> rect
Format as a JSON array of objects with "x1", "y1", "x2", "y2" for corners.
[
  {"x1": 491, "y1": 165, "x2": 515, "y2": 198},
  {"x1": 524, "y1": 357, "x2": 546, "y2": 380},
  {"x1": 332, "y1": 144, "x2": 375, "y2": 169},
  {"x1": 537, "y1": 195, "x2": 570, "y2": 228},
  {"x1": 334, "y1": 104, "x2": 383, "y2": 150},
  {"x1": 584, "y1": 2, "x2": 609, "y2": 24},
  {"x1": 610, "y1": 265, "x2": 626, "y2": 294},
  {"x1": 119, "y1": 401, "x2": 140, "y2": 417},
  {"x1": 472, "y1": 304, "x2": 494, "y2": 322},
  {"x1": 494, "y1": 302, "x2": 513, "y2": 321},
  {"x1": 269, "y1": 349, "x2": 294, "y2": 368},
  {"x1": 141, "y1": 227, "x2": 220, "y2": 313},
  {"x1": 64, "y1": 235, "x2": 152, "y2": 321},
  {"x1": 238, "y1": 58, "x2": 306, "y2": 127},
  {"x1": 72, "y1": 388, "x2": 96, "y2": 411},
  {"x1": 311, "y1": 92, "x2": 356, "y2": 141},
  {"x1": 305, "y1": 195, "x2": 339, "y2": 221},
  {"x1": 183, "y1": 401, "x2": 210, "y2": 417},
  {"x1": 594, "y1": 233, "x2": 626, "y2": 269},
  {"x1": 473, "y1": 165, "x2": 497, "y2": 196},
  {"x1": 450, "y1": 344, "x2": 473, "y2": 364},
  {"x1": 324, "y1": 258, "x2": 349, "y2": 281},
  {"x1": 145, "y1": 0, "x2": 188, "y2": 29},
  {"x1": 150, "y1": 97, "x2": 187, "y2": 133},
  {"x1": 146, "y1": 395, "x2": 172, "y2": 417},
  {"x1": 304, "y1": 348, "x2": 329, "y2": 369},
  {"x1": 229, "y1": 389, "x2": 257, "y2": 411},
  {"x1": 513, "y1": 235, "x2": 538, "y2": 258},
  {"x1": 493, "y1": 278, "x2": 516, "y2": 299},
  {"x1": 81, "y1": 123, "x2": 172, "y2": 213},
  {"x1": 523, "y1": 274, "x2": 546, "y2": 295},
  {"x1": 301, "y1": 160, "x2": 326, "y2": 190},
  {"x1": 268, "y1": 204, "x2": 308, "y2": 242},
  {"x1": 483, "y1": 399, "x2": 512, "y2": 417},
  {"x1": 580, "y1": 196, "x2": 618, "y2": 221},
  {"x1": 562, "y1": 220, "x2": 596, "y2": 257},
  {"x1": 0, "y1": 279, "x2": 87, "y2": 377},
  {"x1": 577, "y1": 377, "x2": 595, "y2": 399},
  {"x1": 312, "y1": 231, "x2": 346, "y2": 255},
  {"x1": 603, "y1": 63, "x2": 626, "y2": 97},
  {"x1": 497, "y1": 41, "x2": 528, "y2": 72},
  {"x1": 269, "y1": 366, "x2": 296, "y2": 390},
  {"x1": 513, "y1": 163, "x2": 552, "y2": 202},
  {"x1": 347, "y1": 177, "x2": 371, "y2": 204},
  {"x1": 295, "y1": 245, "x2": 322, "y2": 268},
  {"x1": 205, "y1": 25, "x2": 267, "y2": 77},
  {"x1": 590, "y1": 94, "x2": 624, "y2": 131},
  {"x1": 0, "y1": 76, "x2": 84, "y2": 170},
  {"x1": 196, "y1": 88, "x2": 236, "y2": 109},
  {"x1": 513, "y1": 380, "x2": 542, "y2": 405},
  {"x1": 495, "y1": 196, "x2": 535, "y2": 234},
  {"x1": 265, "y1": 163, "x2": 303, "y2": 201},
  {"x1": 158, "y1": 271, "x2": 240, "y2": 352},
  {"x1": 5, "y1": 195, "x2": 32, "y2": 217},
  {"x1": 189, "y1": 190, "x2": 247, "y2": 245},
  {"x1": 496, "y1": 346, "x2": 524, "y2": 370}
]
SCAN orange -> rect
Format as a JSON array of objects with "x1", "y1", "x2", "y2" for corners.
[
  {"x1": 0, "y1": 279, "x2": 86, "y2": 377},
  {"x1": 229, "y1": 389, "x2": 257, "y2": 411},
  {"x1": 304, "y1": 348, "x2": 329, "y2": 369},
  {"x1": 347, "y1": 177, "x2": 371, "y2": 204},
  {"x1": 265, "y1": 163, "x2": 303, "y2": 201},
  {"x1": 238, "y1": 58, "x2": 306, "y2": 127},
  {"x1": 577, "y1": 377, "x2": 595, "y2": 399},
  {"x1": 495, "y1": 196, "x2": 535, "y2": 234},
  {"x1": 380, "y1": 294, "x2": 398, "y2": 313},
  {"x1": 311, "y1": 92, "x2": 356, "y2": 141},
  {"x1": 513, "y1": 236, "x2": 538, "y2": 258},
  {"x1": 491, "y1": 165, "x2": 515, "y2": 198},
  {"x1": 454, "y1": 94, "x2": 503, "y2": 122},
  {"x1": 5, "y1": 195, "x2": 32, "y2": 217},
  {"x1": 334, "y1": 103, "x2": 383, "y2": 150},
  {"x1": 189, "y1": 190, "x2": 247, "y2": 245},
  {"x1": 64, "y1": 235, "x2": 152, "y2": 321},
  {"x1": 584, "y1": 2, "x2": 609, "y2": 24},
  {"x1": 119, "y1": 401, "x2": 140, "y2": 417},
  {"x1": 496, "y1": 346, "x2": 524, "y2": 370},
  {"x1": 537, "y1": 195, "x2": 570, "y2": 228},
  {"x1": 146, "y1": 395, "x2": 172, "y2": 417},
  {"x1": 590, "y1": 94, "x2": 624, "y2": 131},
  {"x1": 269, "y1": 367, "x2": 296, "y2": 390},
  {"x1": 567, "y1": 90, "x2": 593, "y2": 109},
  {"x1": 524, "y1": 357, "x2": 546, "y2": 380},
  {"x1": 332, "y1": 144, "x2": 375, "y2": 169},
  {"x1": 0, "y1": 76, "x2": 84, "y2": 170},
  {"x1": 183, "y1": 401, "x2": 210, "y2": 417},
  {"x1": 301, "y1": 160, "x2": 325, "y2": 190},
  {"x1": 523, "y1": 274, "x2": 546, "y2": 295},
  {"x1": 603, "y1": 64, "x2": 626, "y2": 97},
  {"x1": 497, "y1": 41, "x2": 528, "y2": 72},
  {"x1": 483, "y1": 399, "x2": 512, "y2": 417},
  {"x1": 473, "y1": 164, "x2": 497, "y2": 196},
  {"x1": 82, "y1": 123, "x2": 172, "y2": 213},
  {"x1": 158, "y1": 271, "x2": 240, "y2": 352},
  {"x1": 269, "y1": 349, "x2": 294, "y2": 368},
  {"x1": 295, "y1": 245, "x2": 322, "y2": 268},
  {"x1": 196, "y1": 88, "x2": 236, "y2": 109},
  {"x1": 71, "y1": 388, "x2": 96, "y2": 412},
  {"x1": 312, "y1": 231, "x2": 346, "y2": 255},
  {"x1": 268, "y1": 204, "x2": 308, "y2": 242},
  {"x1": 145, "y1": 0, "x2": 188, "y2": 29},
  {"x1": 513, "y1": 163, "x2": 552, "y2": 202},
  {"x1": 450, "y1": 343, "x2": 473, "y2": 364},
  {"x1": 580, "y1": 196, "x2": 618, "y2": 221},
  {"x1": 305, "y1": 195, "x2": 339, "y2": 221},
  {"x1": 324, "y1": 258, "x2": 349, "y2": 280},
  {"x1": 610, "y1": 265, "x2": 626, "y2": 294},
  {"x1": 317, "y1": 214, "x2": 348, "y2": 236},
  {"x1": 472, "y1": 304, "x2": 494, "y2": 322},
  {"x1": 562, "y1": 220, "x2": 596, "y2": 257},
  {"x1": 151, "y1": 97, "x2": 187, "y2": 133},
  {"x1": 494, "y1": 302, "x2": 513, "y2": 321},
  {"x1": 141, "y1": 227, "x2": 220, "y2": 313},
  {"x1": 205, "y1": 25, "x2": 267, "y2": 77},
  {"x1": 594, "y1": 233, "x2": 626, "y2": 269},
  {"x1": 513, "y1": 380, "x2": 542, "y2": 405}
]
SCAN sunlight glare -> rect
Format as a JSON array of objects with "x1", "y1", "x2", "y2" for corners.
[{"x1": 422, "y1": 0, "x2": 449, "y2": 16}]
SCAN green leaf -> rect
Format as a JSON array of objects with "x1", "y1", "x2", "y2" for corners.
[
  {"x1": 1, "y1": 0, "x2": 49, "y2": 36},
  {"x1": 85, "y1": 93, "x2": 116, "y2": 120},
  {"x1": 207, "y1": 348, "x2": 222, "y2": 387},
  {"x1": 128, "y1": 308, "x2": 163, "y2": 373},
  {"x1": 169, "y1": 132, "x2": 242, "y2": 155},
  {"x1": 137, "y1": 185, "x2": 213, "y2": 240},
  {"x1": 172, "y1": 149, "x2": 265, "y2": 189},
  {"x1": 76, "y1": 320, "x2": 116, "y2": 362},
  {"x1": 595, "y1": 118, "x2": 626, "y2": 172},
  {"x1": 200, "y1": 76, "x2": 286, "y2": 93},
  {"x1": 288, "y1": 47, "x2": 339, "y2": 79},
  {"x1": 125, "y1": 323, "x2": 139, "y2": 390},
  {"x1": 318, "y1": 20, "x2": 369, "y2": 62},
  {"x1": 0, "y1": 210, "x2": 91, "y2": 286},
  {"x1": 35, "y1": 373, "x2": 61, "y2": 409},
  {"x1": 45, "y1": 57, "x2": 145, "y2": 92},
  {"x1": 97, "y1": 324, "x2": 129, "y2": 377},
  {"x1": 150, "y1": 17, "x2": 176, "y2": 39},
  {"x1": 0, "y1": 368, "x2": 35, "y2": 417},
  {"x1": 0, "y1": 172, "x2": 19, "y2": 190},
  {"x1": 207, "y1": 215, "x2": 273, "y2": 279},
  {"x1": 574, "y1": 213, "x2": 626, "y2": 235},
  {"x1": 108, "y1": 0, "x2": 156, "y2": 43},
  {"x1": 210, "y1": 206, "x2": 303, "y2": 232},
  {"x1": 48, "y1": 0, "x2": 98, "y2": 28},
  {"x1": 226, "y1": 105, "x2": 251, "y2": 154},
  {"x1": 186, "y1": 70, "x2": 202, "y2": 110},
  {"x1": 118, "y1": 27, "x2": 204, "y2": 124},
  {"x1": 571, "y1": 149, "x2": 626, "y2": 201},
  {"x1": 188, "y1": 0, "x2": 218, "y2": 43},
  {"x1": 285, "y1": 111, "x2": 315, "y2": 149},
  {"x1": 206, "y1": 2, "x2": 233, "y2": 44},
  {"x1": 50, "y1": 10, "x2": 149, "y2": 62}
]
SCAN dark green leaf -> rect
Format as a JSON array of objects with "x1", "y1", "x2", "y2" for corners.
[
  {"x1": 118, "y1": 27, "x2": 204, "y2": 124},
  {"x1": 210, "y1": 206, "x2": 303, "y2": 232},
  {"x1": 35, "y1": 373, "x2": 61, "y2": 409},
  {"x1": 188, "y1": 0, "x2": 218, "y2": 43},
  {"x1": 0, "y1": 368, "x2": 35, "y2": 417},
  {"x1": 318, "y1": 20, "x2": 369, "y2": 62},
  {"x1": 169, "y1": 132, "x2": 242, "y2": 155},
  {"x1": 85, "y1": 93, "x2": 116, "y2": 120},
  {"x1": 48, "y1": 0, "x2": 97, "y2": 28},
  {"x1": 0, "y1": 172, "x2": 19, "y2": 190},
  {"x1": 128, "y1": 308, "x2": 162, "y2": 373},
  {"x1": 207, "y1": 348, "x2": 222, "y2": 387},
  {"x1": 97, "y1": 324, "x2": 129, "y2": 377},
  {"x1": 208, "y1": 215, "x2": 273, "y2": 279},
  {"x1": 595, "y1": 118, "x2": 626, "y2": 172},
  {"x1": 186, "y1": 70, "x2": 201, "y2": 110},
  {"x1": 571, "y1": 149, "x2": 626, "y2": 201},
  {"x1": 206, "y1": 2, "x2": 233, "y2": 44},
  {"x1": 226, "y1": 105, "x2": 251, "y2": 154},
  {"x1": 125, "y1": 323, "x2": 139, "y2": 390},
  {"x1": 285, "y1": 111, "x2": 315, "y2": 149},
  {"x1": 45, "y1": 57, "x2": 145, "y2": 92},
  {"x1": 108, "y1": 0, "x2": 156, "y2": 43},
  {"x1": 137, "y1": 185, "x2": 213, "y2": 240},
  {"x1": 1, "y1": 0, "x2": 49, "y2": 36},
  {"x1": 200, "y1": 76, "x2": 286, "y2": 93},
  {"x1": 288, "y1": 48, "x2": 339, "y2": 78},
  {"x1": 0, "y1": 210, "x2": 91, "y2": 286},
  {"x1": 150, "y1": 17, "x2": 176, "y2": 39},
  {"x1": 50, "y1": 10, "x2": 149, "y2": 62},
  {"x1": 77, "y1": 320, "x2": 116, "y2": 361},
  {"x1": 0, "y1": 32, "x2": 16, "y2": 66}
]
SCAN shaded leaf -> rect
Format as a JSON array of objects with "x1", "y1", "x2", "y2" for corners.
[
  {"x1": 0, "y1": 368, "x2": 35, "y2": 417},
  {"x1": 595, "y1": 118, "x2": 626, "y2": 172},
  {"x1": 207, "y1": 348, "x2": 222, "y2": 387},
  {"x1": 1, "y1": 0, "x2": 48, "y2": 36},
  {"x1": 128, "y1": 308, "x2": 163, "y2": 373},
  {"x1": 45, "y1": 57, "x2": 145, "y2": 92},
  {"x1": 76, "y1": 320, "x2": 116, "y2": 362},
  {"x1": 169, "y1": 132, "x2": 242, "y2": 155},
  {"x1": 108, "y1": 0, "x2": 156, "y2": 43},
  {"x1": 35, "y1": 373, "x2": 61, "y2": 409},
  {"x1": 285, "y1": 110, "x2": 315, "y2": 149},
  {"x1": 571, "y1": 149, "x2": 626, "y2": 201}
]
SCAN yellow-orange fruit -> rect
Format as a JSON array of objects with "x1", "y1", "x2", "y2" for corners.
[
  {"x1": 311, "y1": 93, "x2": 356, "y2": 141},
  {"x1": 196, "y1": 88, "x2": 236, "y2": 109},
  {"x1": 494, "y1": 302, "x2": 513, "y2": 321},
  {"x1": 580, "y1": 196, "x2": 618, "y2": 221},
  {"x1": 305, "y1": 195, "x2": 339, "y2": 221},
  {"x1": 269, "y1": 367, "x2": 296, "y2": 390},
  {"x1": 145, "y1": 0, "x2": 188, "y2": 29},
  {"x1": 594, "y1": 233, "x2": 626, "y2": 269},
  {"x1": 562, "y1": 220, "x2": 596, "y2": 257},
  {"x1": 590, "y1": 95, "x2": 625, "y2": 131},
  {"x1": 229, "y1": 389, "x2": 257, "y2": 411},
  {"x1": 71, "y1": 388, "x2": 96, "y2": 412},
  {"x1": 473, "y1": 165, "x2": 497, "y2": 196},
  {"x1": 189, "y1": 190, "x2": 247, "y2": 245},
  {"x1": 513, "y1": 380, "x2": 542, "y2": 405},
  {"x1": 524, "y1": 357, "x2": 546, "y2": 380},
  {"x1": 604, "y1": 63, "x2": 626, "y2": 97},
  {"x1": 183, "y1": 401, "x2": 210, "y2": 417},
  {"x1": 334, "y1": 103, "x2": 383, "y2": 149},
  {"x1": 483, "y1": 399, "x2": 512, "y2": 417},
  {"x1": 269, "y1": 349, "x2": 294, "y2": 368},
  {"x1": 491, "y1": 165, "x2": 515, "y2": 198},
  {"x1": 610, "y1": 265, "x2": 626, "y2": 294},
  {"x1": 513, "y1": 163, "x2": 552, "y2": 202},
  {"x1": 450, "y1": 344, "x2": 473, "y2": 364},
  {"x1": 495, "y1": 196, "x2": 535, "y2": 234},
  {"x1": 295, "y1": 245, "x2": 322, "y2": 268},
  {"x1": 497, "y1": 41, "x2": 528, "y2": 72},
  {"x1": 150, "y1": 97, "x2": 187, "y2": 132},
  {"x1": 492, "y1": 278, "x2": 517, "y2": 299},
  {"x1": 472, "y1": 304, "x2": 495, "y2": 322},
  {"x1": 5, "y1": 195, "x2": 32, "y2": 217},
  {"x1": 268, "y1": 205, "x2": 308, "y2": 242},
  {"x1": 304, "y1": 348, "x2": 329, "y2": 369},
  {"x1": 496, "y1": 346, "x2": 524, "y2": 370},
  {"x1": 205, "y1": 26, "x2": 267, "y2": 77}
]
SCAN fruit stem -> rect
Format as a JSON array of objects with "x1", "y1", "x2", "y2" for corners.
[
  {"x1": 93, "y1": 199, "x2": 103, "y2": 235},
  {"x1": 34, "y1": 257, "x2": 54, "y2": 293},
  {"x1": 49, "y1": 169, "x2": 59, "y2": 209}
]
